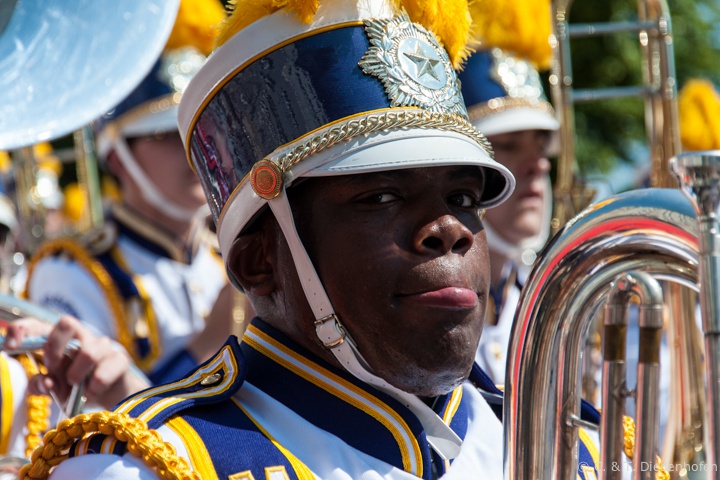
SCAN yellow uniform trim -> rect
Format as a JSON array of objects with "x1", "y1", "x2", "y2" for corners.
[
  {"x1": 100, "y1": 435, "x2": 118, "y2": 455},
  {"x1": 0, "y1": 354, "x2": 13, "y2": 454},
  {"x1": 22, "y1": 239, "x2": 130, "y2": 357},
  {"x1": 232, "y1": 399, "x2": 315, "y2": 480},
  {"x1": 116, "y1": 345, "x2": 238, "y2": 418},
  {"x1": 165, "y1": 416, "x2": 218, "y2": 480},
  {"x1": 109, "y1": 247, "x2": 162, "y2": 371},
  {"x1": 265, "y1": 466, "x2": 291, "y2": 479},
  {"x1": 580, "y1": 465, "x2": 599, "y2": 480},
  {"x1": 228, "y1": 472, "x2": 255, "y2": 480},
  {"x1": 111, "y1": 205, "x2": 194, "y2": 264},
  {"x1": 442, "y1": 387, "x2": 462, "y2": 424},
  {"x1": 578, "y1": 428, "x2": 600, "y2": 468},
  {"x1": 16, "y1": 354, "x2": 51, "y2": 459},
  {"x1": 440, "y1": 386, "x2": 463, "y2": 472},
  {"x1": 245, "y1": 325, "x2": 422, "y2": 476}
]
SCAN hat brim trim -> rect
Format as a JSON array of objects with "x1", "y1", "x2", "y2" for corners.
[
  {"x1": 216, "y1": 128, "x2": 515, "y2": 258},
  {"x1": 471, "y1": 107, "x2": 560, "y2": 137}
]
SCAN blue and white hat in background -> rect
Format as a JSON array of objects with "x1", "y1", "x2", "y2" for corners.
[
  {"x1": 94, "y1": 48, "x2": 207, "y2": 159},
  {"x1": 94, "y1": 0, "x2": 225, "y2": 221},
  {"x1": 458, "y1": 47, "x2": 559, "y2": 138}
]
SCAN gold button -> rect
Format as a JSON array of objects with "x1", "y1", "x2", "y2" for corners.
[{"x1": 200, "y1": 373, "x2": 221, "y2": 386}]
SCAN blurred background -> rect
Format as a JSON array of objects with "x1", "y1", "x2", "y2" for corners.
[{"x1": 556, "y1": 0, "x2": 720, "y2": 198}]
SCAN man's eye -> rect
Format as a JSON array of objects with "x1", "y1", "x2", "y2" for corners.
[
  {"x1": 448, "y1": 193, "x2": 480, "y2": 208},
  {"x1": 360, "y1": 192, "x2": 397, "y2": 204}
]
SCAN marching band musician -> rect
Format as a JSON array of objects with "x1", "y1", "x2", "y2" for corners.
[
  {"x1": 20, "y1": 1, "x2": 605, "y2": 479},
  {"x1": 458, "y1": 48, "x2": 558, "y2": 386},
  {"x1": 450, "y1": 0, "x2": 558, "y2": 388},
  {"x1": 21, "y1": 0, "x2": 240, "y2": 387}
]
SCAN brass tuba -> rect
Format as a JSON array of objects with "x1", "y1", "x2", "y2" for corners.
[
  {"x1": 1, "y1": 0, "x2": 181, "y2": 250},
  {"x1": 510, "y1": 1, "x2": 706, "y2": 478},
  {"x1": 504, "y1": 151, "x2": 720, "y2": 479},
  {"x1": 0, "y1": 0, "x2": 181, "y2": 151}
]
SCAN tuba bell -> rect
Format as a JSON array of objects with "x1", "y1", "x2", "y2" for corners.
[{"x1": 0, "y1": 0, "x2": 181, "y2": 151}]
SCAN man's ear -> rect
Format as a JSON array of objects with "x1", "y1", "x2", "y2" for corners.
[{"x1": 227, "y1": 228, "x2": 275, "y2": 296}]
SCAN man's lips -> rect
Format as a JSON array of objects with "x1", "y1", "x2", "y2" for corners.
[{"x1": 399, "y1": 287, "x2": 479, "y2": 309}]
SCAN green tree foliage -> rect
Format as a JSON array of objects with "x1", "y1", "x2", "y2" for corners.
[{"x1": 559, "y1": 0, "x2": 720, "y2": 180}]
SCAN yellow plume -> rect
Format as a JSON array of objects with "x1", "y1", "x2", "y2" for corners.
[
  {"x1": 215, "y1": 0, "x2": 317, "y2": 48},
  {"x1": 34, "y1": 142, "x2": 62, "y2": 177},
  {"x1": 165, "y1": 0, "x2": 227, "y2": 56},
  {"x1": 62, "y1": 183, "x2": 86, "y2": 225},
  {"x1": 395, "y1": 0, "x2": 473, "y2": 68},
  {"x1": 0, "y1": 152, "x2": 9, "y2": 175},
  {"x1": 678, "y1": 79, "x2": 720, "y2": 152},
  {"x1": 216, "y1": 0, "x2": 472, "y2": 68},
  {"x1": 468, "y1": 0, "x2": 552, "y2": 70}
]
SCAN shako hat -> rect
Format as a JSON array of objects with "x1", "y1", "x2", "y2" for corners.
[
  {"x1": 178, "y1": 0, "x2": 515, "y2": 260},
  {"x1": 457, "y1": 0, "x2": 558, "y2": 137}
]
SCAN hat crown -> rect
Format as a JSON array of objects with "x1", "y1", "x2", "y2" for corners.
[
  {"x1": 96, "y1": 47, "x2": 206, "y2": 137},
  {"x1": 459, "y1": 48, "x2": 548, "y2": 110},
  {"x1": 179, "y1": 1, "x2": 516, "y2": 259}
]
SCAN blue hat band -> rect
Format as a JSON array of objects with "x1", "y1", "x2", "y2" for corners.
[{"x1": 189, "y1": 25, "x2": 395, "y2": 219}]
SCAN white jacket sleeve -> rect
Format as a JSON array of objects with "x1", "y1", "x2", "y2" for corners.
[
  {"x1": 48, "y1": 453, "x2": 159, "y2": 480},
  {"x1": 27, "y1": 256, "x2": 117, "y2": 339},
  {"x1": 46, "y1": 425, "x2": 189, "y2": 480}
]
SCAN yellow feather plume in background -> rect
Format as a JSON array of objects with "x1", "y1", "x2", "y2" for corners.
[
  {"x1": 165, "y1": 0, "x2": 227, "y2": 56},
  {"x1": 393, "y1": 0, "x2": 472, "y2": 68},
  {"x1": 678, "y1": 79, "x2": 720, "y2": 152},
  {"x1": 468, "y1": 0, "x2": 552, "y2": 70},
  {"x1": 216, "y1": 0, "x2": 472, "y2": 68}
]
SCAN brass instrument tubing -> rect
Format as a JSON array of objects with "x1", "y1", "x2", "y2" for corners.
[
  {"x1": 503, "y1": 188, "x2": 699, "y2": 480},
  {"x1": 602, "y1": 303, "x2": 629, "y2": 480},
  {"x1": 672, "y1": 152, "x2": 720, "y2": 480},
  {"x1": 601, "y1": 272, "x2": 663, "y2": 480}
]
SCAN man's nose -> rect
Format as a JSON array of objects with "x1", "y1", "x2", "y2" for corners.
[{"x1": 412, "y1": 210, "x2": 476, "y2": 256}]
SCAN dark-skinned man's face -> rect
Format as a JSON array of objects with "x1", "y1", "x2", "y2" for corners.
[{"x1": 281, "y1": 165, "x2": 491, "y2": 397}]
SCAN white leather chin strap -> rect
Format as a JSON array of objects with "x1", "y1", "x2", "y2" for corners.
[
  {"x1": 112, "y1": 137, "x2": 203, "y2": 222},
  {"x1": 268, "y1": 188, "x2": 462, "y2": 460}
]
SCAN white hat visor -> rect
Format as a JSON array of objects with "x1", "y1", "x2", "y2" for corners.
[
  {"x1": 472, "y1": 107, "x2": 559, "y2": 137},
  {"x1": 217, "y1": 128, "x2": 516, "y2": 258}
]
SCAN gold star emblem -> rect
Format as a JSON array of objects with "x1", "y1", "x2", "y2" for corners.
[
  {"x1": 358, "y1": 12, "x2": 466, "y2": 116},
  {"x1": 403, "y1": 43, "x2": 441, "y2": 82}
]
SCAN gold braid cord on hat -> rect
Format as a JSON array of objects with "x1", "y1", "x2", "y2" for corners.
[{"x1": 274, "y1": 108, "x2": 494, "y2": 173}]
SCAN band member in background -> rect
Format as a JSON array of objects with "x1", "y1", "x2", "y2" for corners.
[
  {"x1": 458, "y1": 48, "x2": 558, "y2": 386},
  {"x1": 456, "y1": 0, "x2": 557, "y2": 387},
  {"x1": 21, "y1": 0, "x2": 243, "y2": 387}
]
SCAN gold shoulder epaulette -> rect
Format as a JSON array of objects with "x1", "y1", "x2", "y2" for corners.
[{"x1": 19, "y1": 411, "x2": 199, "y2": 480}]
